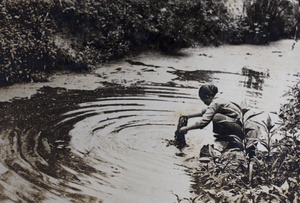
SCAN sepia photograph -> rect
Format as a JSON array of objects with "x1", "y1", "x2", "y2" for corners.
[{"x1": 0, "y1": 0, "x2": 299, "y2": 202}]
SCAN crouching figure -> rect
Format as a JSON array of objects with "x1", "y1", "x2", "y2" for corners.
[{"x1": 176, "y1": 84, "x2": 245, "y2": 151}]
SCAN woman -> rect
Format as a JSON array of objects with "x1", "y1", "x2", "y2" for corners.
[{"x1": 178, "y1": 84, "x2": 244, "y2": 144}]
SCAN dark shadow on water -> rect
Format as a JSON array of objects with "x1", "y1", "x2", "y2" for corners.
[
  {"x1": 0, "y1": 85, "x2": 148, "y2": 202},
  {"x1": 0, "y1": 84, "x2": 195, "y2": 202},
  {"x1": 169, "y1": 69, "x2": 239, "y2": 83},
  {"x1": 241, "y1": 66, "x2": 269, "y2": 90},
  {"x1": 169, "y1": 69, "x2": 213, "y2": 82},
  {"x1": 160, "y1": 49, "x2": 191, "y2": 57}
]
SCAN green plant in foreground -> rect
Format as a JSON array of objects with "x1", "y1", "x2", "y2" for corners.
[{"x1": 251, "y1": 82, "x2": 300, "y2": 189}]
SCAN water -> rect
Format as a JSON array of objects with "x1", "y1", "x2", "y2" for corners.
[{"x1": 0, "y1": 40, "x2": 299, "y2": 202}]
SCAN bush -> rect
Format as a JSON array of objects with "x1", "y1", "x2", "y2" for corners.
[
  {"x1": 242, "y1": 0, "x2": 298, "y2": 44},
  {"x1": 0, "y1": 1, "x2": 57, "y2": 85},
  {"x1": 0, "y1": 0, "x2": 234, "y2": 85},
  {"x1": 0, "y1": 0, "x2": 299, "y2": 85}
]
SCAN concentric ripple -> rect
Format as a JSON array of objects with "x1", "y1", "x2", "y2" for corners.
[
  {"x1": 0, "y1": 65, "x2": 298, "y2": 202},
  {"x1": 0, "y1": 85, "x2": 199, "y2": 202}
]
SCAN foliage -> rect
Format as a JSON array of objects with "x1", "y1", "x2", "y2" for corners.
[
  {"x1": 242, "y1": 0, "x2": 298, "y2": 44},
  {"x1": 0, "y1": 1, "x2": 57, "y2": 85},
  {"x1": 50, "y1": 0, "x2": 231, "y2": 54},
  {"x1": 177, "y1": 84, "x2": 300, "y2": 202},
  {"x1": 0, "y1": 0, "x2": 232, "y2": 85},
  {"x1": 229, "y1": 101, "x2": 263, "y2": 158},
  {"x1": 279, "y1": 82, "x2": 300, "y2": 136},
  {"x1": 0, "y1": 0, "x2": 299, "y2": 85}
]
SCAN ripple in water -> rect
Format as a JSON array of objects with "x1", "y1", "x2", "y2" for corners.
[
  {"x1": 0, "y1": 85, "x2": 199, "y2": 202},
  {"x1": 0, "y1": 66, "x2": 298, "y2": 202}
]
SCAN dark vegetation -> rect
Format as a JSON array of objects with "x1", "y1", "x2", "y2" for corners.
[
  {"x1": 177, "y1": 82, "x2": 300, "y2": 202},
  {"x1": 0, "y1": 0, "x2": 299, "y2": 85}
]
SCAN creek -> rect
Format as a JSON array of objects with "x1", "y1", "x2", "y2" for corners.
[{"x1": 0, "y1": 40, "x2": 299, "y2": 202}]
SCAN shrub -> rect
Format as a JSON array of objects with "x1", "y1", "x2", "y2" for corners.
[
  {"x1": 0, "y1": 0, "x2": 234, "y2": 85},
  {"x1": 279, "y1": 82, "x2": 300, "y2": 136},
  {"x1": 242, "y1": 0, "x2": 297, "y2": 44},
  {"x1": 0, "y1": 1, "x2": 57, "y2": 85},
  {"x1": 1, "y1": 0, "x2": 299, "y2": 85}
]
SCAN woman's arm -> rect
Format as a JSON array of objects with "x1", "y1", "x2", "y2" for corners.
[
  {"x1": 185, "y1": 108, "x2": 206, "y2": 118},
  {"x1": 178, "y1": 124, "x2": 199, "y2": 132},
  {"x1": 177, "y1": 108, "x2": 208, "y2": 133},
  {"x1": 179, "y1": 99, "x2": 220, "y2": 133}
]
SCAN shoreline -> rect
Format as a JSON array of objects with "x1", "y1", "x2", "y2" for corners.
[{"x1": 0, "y1": 39, "x2": 298, "y2": 103}]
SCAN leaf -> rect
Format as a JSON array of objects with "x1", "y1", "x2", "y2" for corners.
[
  {"x1": 249, "y1": 160, "x2": 254, "y2": 183},
  {"x1": 262, "y1": 121, "x2": 269, "y2": 132},
  {"x1": 242, "y1": 108, "x2": 250, "y2": 115},
  {"x1": 240, "y1": 101, "x2": 248, "y2": 109},
  {"x1": 229, "y1": 134, "x2": 242, "y2": 142},
  {"x1": 231, "y1": 102, "x2": 242, "y2": 112},
  {"x1": 260, "y1": 140, "x2": 269, "y2": 150},
  {"x1": 246, "y1": 140, "x2": 258, "y2": 149},
  {"x1": 229, "y1": 135, "x2": 243, "y2": 148},
  {"x1": 262, "y1": 115, "x2": 275, "y2": 131},
  {"x1": 245, "y1": 128, "x2": 255, "y2": 135},
  {"x1": 271, "y1": 157, "x2": 280, "y2": 171},
  {"x1": 280, "y1": 180, "x2": 289, "y2": 191},
  {"x1": 245, "y1": 111, "x2": 264, "y2": 122}
]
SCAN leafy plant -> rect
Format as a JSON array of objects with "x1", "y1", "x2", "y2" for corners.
[
  {"x1": 0, "y1": 0, "x2": 57, "y2": 85},
  {"x1": 242, "y1": 0, "x2": 297, "y2": 44},
  {"x1": 261, "y1": 115, "x2": 276, "y2": 157},
  {"x1": 182, "y1": 91, "x2": 300, "y2": 202},
  {"x1": 229, "y1": 102, "x2": 262, "y2": 155},
  {"x1": 279, "y1": 82, "x2": 300, "y2": 138}
]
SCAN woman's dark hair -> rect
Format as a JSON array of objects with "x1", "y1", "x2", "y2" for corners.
[{"x1": 198, "y1": 85, "x2": 218, "y2": 100}]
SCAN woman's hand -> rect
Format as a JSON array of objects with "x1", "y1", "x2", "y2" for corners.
[
  {"x1": 178, "y1": 126, "x2": 189, "y2": 133},
  {"x1": 179, "y1": 115, "x2": 189, "y2": 120},
  {"x1": 179, "y1": 116, "x2": 189, "y2": 124}
]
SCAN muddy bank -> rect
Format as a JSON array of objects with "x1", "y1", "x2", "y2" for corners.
[{"x1": 0, "y1": 40, "x2": 299, "y2": 202}]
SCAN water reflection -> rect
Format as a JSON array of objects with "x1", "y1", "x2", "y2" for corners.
[
  {"x1": 241, "y1": 66, "x2": 269, "y2": 90},
  {"x1": 169, "y1": 69, "x2": 214, "y2": 82}
]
